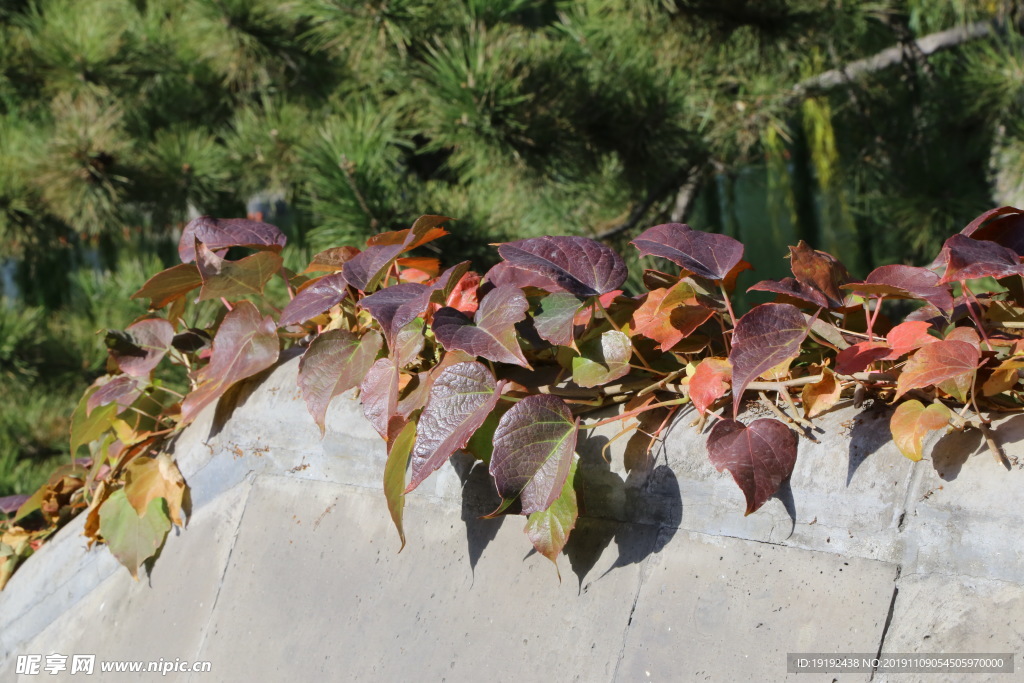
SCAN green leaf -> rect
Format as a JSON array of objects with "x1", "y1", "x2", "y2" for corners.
[
  {"x1": 572, "y1": 329, "x2": 632, "y2": 388},
  {"x1": 70, "y1": 387, "x2": 118, "y2": 455},
  {"x1": 384, "y1": 420, "x2": 417, "y2": 552},
  {"x1": 532, "y1": 292, "x2": 584, "y2": 348},
  {"x1": 196, "y1": 243, "x2": 284, "y2": 301},
  {"x1": 98, "y1": 489, "x2": 172, "y2": 579},
  {"x1": 525, "y1": 458, "x2": 578, "y2": 577}
]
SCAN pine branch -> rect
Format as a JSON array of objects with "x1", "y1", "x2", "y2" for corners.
[{"x1": 597, "y1": 165, "x2": 700, "y2": 240}]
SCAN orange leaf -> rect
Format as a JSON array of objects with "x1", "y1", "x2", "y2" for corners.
[
  {"x1": 689, "y1": 357, "x2": 731, "y2": 416},
  {"x1": 883, "y1": 321, "x2": 937, "y2": 360},
  {"x1": 801, "y1": 368, "x2": 841, "y2": 418},
  {"x1": 631, "y1": 282, "x2": 713, "y2": 351},
  {"x1": 895, "y1": 340, "x2": 980, "y2": 401},
  {"x1": 890, "y1": 400, "x2": 950, "y2": 461}
]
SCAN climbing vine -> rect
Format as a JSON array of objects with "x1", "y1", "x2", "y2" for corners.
[{"x1": 4, "y1": 206, "x2": 1024, "y2": 585}]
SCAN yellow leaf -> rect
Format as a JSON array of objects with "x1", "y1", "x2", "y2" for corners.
[
  {"x1": 890, "y1": 400, "x2": 951, "y2": 462},
  {"x1": 124, "y1": 454, "x2": 187, "y2": 527},
  {"x1": 801, "y1": 368, "x2": 842, "y2": 418}
]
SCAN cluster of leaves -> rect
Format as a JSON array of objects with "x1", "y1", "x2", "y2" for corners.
[{"x1": 6, "y1": 206, "x2": 1024, "y2": 585}]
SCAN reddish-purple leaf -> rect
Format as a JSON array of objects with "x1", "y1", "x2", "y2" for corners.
[
  {"x1": 489, "y1": 394, "x2": 578, "y2": 515},
  {"x1": 131, "y1": 263, "x2": 202, "y2": 308},
  {"x1": 728, "y1": 303, "x2": 809, "y2": 417},
  {"x1": 425, "y1": 261, "x2": 472, "y2": 305},
  {"x1": 843, "y1": 264, "x2": 953, "y2": 313},
  {"x1": 298, "y1": 330, "x2": 383, "y2": 434},
  {"x1": 960, "y1": 206, "x2": 1024, "y2": 256},
  {"x1": 747, "y1": 277, "x2": 829, "y2": 308},
  {"x1": 87, "y1": 375, "x2": 142, "y2": 416},
  {"x1": 432, "y1": 285, "x2": 530, "y2": 367},
  {"x1": 195, "y1": 243, "x2": 283, "y2": 302},
  {"x1": 631, "y1": 282, "x2": 715, "y2": 351},
  {"x1": 706, "y1": 417, "x2": 797, "y2": 515},
  {"x1": 406, "y1": 362, "x2": 503, "y2": 492},
  {"x1": 304, "y1": 246, "x2": 361, "y2": 273},
  {"x1": 111, "y1": 319, "x2": 174, "y2": 378},
  {"x1": 343, "y1": 244, "x2": 405, "y2": 292},
  {"x1": 361, "y1": 283, "x2": 429, "y2": 347},
  {"x1": 895, "y1": 339, "x2": 981, "y2": 401},
  {"x1": 360, "y1": 357, "x2": 401, "y2": 440},
  {"x1": 178, "y1": 215, "x2": 286, "y2": 264},
  {"x1": 631, "y1": 223, "x2": 743, "y2": 281},
  {"x1": 937, "y1": 234, "x2": 1024, "y2": 284},
  {"x1": 180, "y1": 301, "x2": 279, "y2": 424},
  {"x1": 532, "y1": 292, "x2": 584, "y2": 347},
  {"x1": 485, "y1": 261, "x2": 565, "y2": 292},
  {"x1": 834, "y1": 341, "x2": 891, "y2": 375},
  {"x1": 497, "y1": 236, "x2": 627, "y2": 297},
  {"x1": 788, "y1": 241, "x2": 853, "y2": 309},
  {"x1": 278, "y1": 272, "x2": 348, "y2": 327}
]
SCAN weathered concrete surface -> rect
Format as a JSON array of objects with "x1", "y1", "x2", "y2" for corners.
[{"x1": 2, "y1": 355, "x2": 1023, "y2": 681}]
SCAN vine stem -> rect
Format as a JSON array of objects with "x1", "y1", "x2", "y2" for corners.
[
  {"x1": 717, "y1": 283, "x2": 737, "y2": 327},
  {"x1": 959, "y1": 280, "x2": 993, "y2": 350},
  {"x1": 280, "y1": 267, "x2": 296, "y2": 300},
  {"x1": 580, "y1": 396, "x2": 690, "y2": 429},
  {"x1": 220, "y1": 297, "x2": 234, "y2": 312}
]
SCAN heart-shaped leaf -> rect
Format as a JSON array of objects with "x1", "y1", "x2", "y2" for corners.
[
  {"x1": 631, "y1": 223, "x2": 744, "y2": 281},
  {"x1": 571, "y1": 330, "x2": 632, "y2": 388},
  {"x1": 195, "y1": 243, "x2": 283, "y2": 302},
  {"x1": 883, "y1": 321, "x2": 937, "y2": 360},
  {"x1": 894, "y1": 339, "x2": 981, "y2": 401},
  {"x1": 525, "y1": 457, "x2": 578, "y2": 575},
  {"x1": 497, "y1": 236, "x2": 627, "y2": 297},
  {"x1": 298, "y1": 329, "x2": 383, "y2": 434},
  {"x1": 278, "y1": 272, "x2": 349, "y2": 327},
  {"x1": 132, "y1": 263, "x2": 202, "y2": 309},
  {"x1": 123, "y1": 453, "x2": 187, "y2": 527},
  {"x1": 706, "y1": 417, "x2": 797, "y2": 515},
  {"x1": 432, "y1": 285, "x2": 530, "y2": 367},
  {"x1": 489, "y1": 394, "x2": 578, "y2": 515},
  {"x1": 99, "y1": 489, "x2": 171, "y2": 579},
  {"x1": 361, "y1": 283, "x2": 429, "y2": 347},
  {"x1": 890, "y1": 399, "x2": 951, "y2": 461},
  {"x1": 180, "y1": 301, "x2": 280, "y2": 425},
  {"x1": 937, "y1": 234, "x2": 1024, "y2": 284},
  {"x1": 343, "y1": 244, "x2": 406, "y2": 292},
  {"x1": 406, "y1": 362, "x2": 502, "y2": 492},
  {"x1": 728, "y1": 303, "x2": 809, "y2": 417},
  {"x1": 178, "y1": 215, "x2": 286, "y2": 264}
]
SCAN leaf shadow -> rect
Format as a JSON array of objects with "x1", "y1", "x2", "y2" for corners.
[
  {"x1": 771, "y1": 478, "x2": 796, "y2": 537},
  {"x1": 207, "y1": 350, "x2": 300, "y2": 440},
  {"x1": 452, "y1": 453, "x2": 506, "y2": 579},
  {"x1": 847, "y1": 403, "x2": 893, "y2": 486},
  {"x1": 930, "y1": 426, "x2": 983, "y2": 481}
]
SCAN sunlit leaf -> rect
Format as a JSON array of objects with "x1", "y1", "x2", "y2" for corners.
[
  {"x1": 883, "y1": 321, "x2": 938, "y2": 360},
  {"x1": 788, "y1": 241, "x2": 854, "y2": 309},
  {"x1": 631, "y1": 223, "x2": 743, "y2": 281},
  {"x1": 834, "y1": 341, "x2": 890, "y2": 375},
  {"x1": 937, "y1": 234, "x2": 1024, "y2": 284},
  {"x1": 894, "y1": 339, "x2": 980, "y2": 401},
  {"x1": 689, "y1": 357, "x2": 732, "y2": 416},
  {"x1": 748, "y1": 277, "x2": 829, "y2": 308},
  {"x1": 180, "y1": 301, "x2": 280, "y2": 424},
  {"x1": 99, "y1": 489, "x2": 171, "y2": 579},
  {"x1": 728, "y1": 303, "x2": 808, "y2": 417},
  {"x1": 525, "y1": 458, "x2": 578, "y2": 575},
  {"x1": 87, "y1": 375, "x2": 142, "y2": 415},
  {"x1": 489, "y1": 395, "x2": 578, "y2": 515},
  {"x1": 367, "y1": 215, "x2": 451, "y2": 249},
  {"x1": 706, "y1": 417, "x2": 797, "y2": 515},
  {"x1": 178, "y1": 215, "x2": 286, "y2": 264},
  {"x1": 958, "y1": 206, "x2": 1024, "y2": 256},
  {"x1": 71, "y1": 387, "x2": 118, "y2": 454},
  {"x1": 843, "y1": 265, "x2": 953, "y2": 312},
  {"x1": 532, "y1": 292, "x2": 584, "y2": 347},
  {"x1": 299, "y1": 330, "x2": 383, "y2": 434},
  {"x1": 801, "y1": 368, "x2": 841, "y2": 418},
  {"x1": 571, "y1": 330, "x2": 632, "y2": 388},
  {"x1": 110, "y1": 318, "x2": 174, "y2": 378},
  {"x1": 497, "y1": 236, "x2": 627, "y2": 297},
  {"x1": 632, "y1": 281, "x2": 714, "y2": 351},
  {"x1": 131, "y1": 263, "x2": 202, "y2": 309},
  {"x1": 360, "y1": 357, "x2": 401, "y2": 440},
  {"x1": 406, "y1": 362, "x2": 502, "y2": 492},
  {"x1": 278, "y1": 273, "x2": 348, "y2": 327},
  {"x1": 890, "y1": 400, "x2": 951, "y2": 461},
  {"x1": 195, "y1": 243, "x2": 283, "y2": 302},
  {"x1": 123, "y1": 453, "x2": 187, "y2": 527},
  {"x1": 432, "y1": 285, "x2": 530, "y2": 367}
]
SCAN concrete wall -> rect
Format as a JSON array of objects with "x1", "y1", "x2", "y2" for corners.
[{"x1": 1, "y1": 355, "x2": 1022, "y2": 682}]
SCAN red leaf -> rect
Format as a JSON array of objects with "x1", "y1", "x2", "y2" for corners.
[
  {"x1": 298, "y1": 330, "x2": 383, "y2": 434},
  {"x1": 431, "y1": 285, "x2": 531, "y2": 367},
  {"x1": 689, "y1": 358, "x2": 731, "y2": 416},
  {"x1": 180, "y1": 302, "x2": 279, "y2": 424},
  {"x1": 747, "y1": 277, "x2": 829, "y2": 308},
  {"x1": 360, "y1": 357, "x2": 401, "y2": 441},
  {"x1": 788, "y1": 241, "x2": 854, "y2": 309},
  {"x1": 706, "y1": 417, "x2": 797, "y2": 515},
  {"x1": 883, "y1": 321, "x2": 937, "y2": 360},
  {"x1": 489, "y1": 395, "x2": 578, "y2": 515},
  {"x1": 959, "y1": 206, "x2": 1024, "y2": 256},
  {"x1": 445, "y1": 271, "x2": 481, "y2": 314},
  {"x1": 842, "y1": 264, "x2": 953, "y2": 313},
  {"x1": 178, "y1": 215, "x2": 286, "y2": 264},
  {"x1": 895, "y1": 339, "x2": 981, "y2": 401},
  {"x1": 278, "y1": 272, "x2": 348, "y2": 327},
  {"x1": 497, "y1": 236, "x2": 628, "y2": 297},
  {"x1": 937, "y1": 234, "x2": 1024, "y2": 284},
  {"x1": 728, "y1": 303, "x2": 809, "y2": 417},
  {"x1": 406, "y1": 362, "x2": 503, "y2": 492},
  {"x1": 834, "y1": 341, "x2": 890, "y2": 375},
  {"x1": 112, "y1": 319, "x2": 174, "y2": 378},
  {"x1": 631, "y1": 282, "x2": 714, "y2": 351},
  {"x1": 631, "y1": 223, "x2": 744, "y2": 281}
]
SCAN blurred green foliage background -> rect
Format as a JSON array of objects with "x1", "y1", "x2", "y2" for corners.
[{"x1": 2, "y1": 0, "x2": 1023, "y2": 495}]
